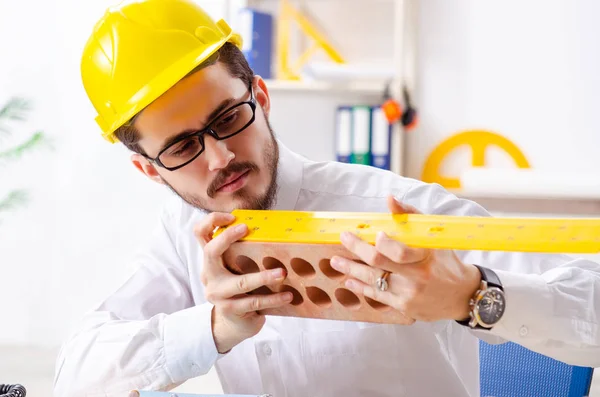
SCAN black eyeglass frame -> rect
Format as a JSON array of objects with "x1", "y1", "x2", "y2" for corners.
[{"x1": 143, "y1": 83, "x2": 257, "y2": 171}]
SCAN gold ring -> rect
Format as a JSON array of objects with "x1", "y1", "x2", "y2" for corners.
[{"x1": 376, "y1": 271, "x2": 390, "y2": 292}]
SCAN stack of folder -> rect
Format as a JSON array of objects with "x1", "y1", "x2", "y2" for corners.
[{"x1": 335, "y1": 105, "x2": 392, "y2": 170}]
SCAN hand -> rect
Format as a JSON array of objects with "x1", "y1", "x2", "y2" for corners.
[
  {"x1": 330, "y1": 195, "x2": 481, "y2": 323},
  {"x1": 194, "y1": 212, "x2": 293, "y2": 353}
]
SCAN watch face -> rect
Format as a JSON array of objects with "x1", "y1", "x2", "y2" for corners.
[{"x1": 476, "y1": 287, "x2": 506, "y2": 327}]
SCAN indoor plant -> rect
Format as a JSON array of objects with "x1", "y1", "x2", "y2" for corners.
[{"x1": 0, "y1": 97, "x2": 50, "y2": 219}]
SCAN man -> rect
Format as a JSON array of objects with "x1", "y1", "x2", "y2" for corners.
[{"x1": 54, "y1": 0, "x2": 600, "y2": 396}]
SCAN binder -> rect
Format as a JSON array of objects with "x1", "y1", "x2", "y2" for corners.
[
  {"x1": 335, "y1": 106, "x2": 352, "y2": 163},
  {"x1": 238, "y1": 8, "x2": 273, "y2": 79},
  {"x1": 370, "y1": 105, "x2": 392, "y2": 170},
  {"x1": 350, "y1": 105, "x2": 372, "y2": 165}
]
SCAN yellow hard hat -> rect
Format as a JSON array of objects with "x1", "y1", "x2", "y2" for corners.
[{"x1": 81, "y1": 0, "x2": 243, "y2": 143}]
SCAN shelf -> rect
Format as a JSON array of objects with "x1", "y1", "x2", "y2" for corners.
[
  {"x1": 264, "y1": 79, "x2": 386, "y2": 95},
  {"x1": 450, "y1": 189, "x2": 600, "y2": 202},
  {"x1": 438, "y1": 169, "x2": 600, "y2": 214},
  {"x1": 451, "y1": 193, "x2": 600, "y2": 216},
  {"x1": 455, "y1": 168, "x2": 600, "y2": 201},
  {"x1": 448, "y1": 187, "x2": 600, "y2": 216}
]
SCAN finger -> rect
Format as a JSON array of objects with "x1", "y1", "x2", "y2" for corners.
[
  {"x1": 194, "y1": 212, "x2": 237, "y2": 247},
  {"x1": 343, "y1": 276, "x2": 397, "y2": 309},
  {"x1": 345, "y1": 278, "x2": 414, "y2": 324},
  {"x1": 387, "y1": 195, "x2": 421, "y2": 215},
  {"x1": 204, "y1": 222, "x2": 248, "y2": 258},
  {"x1": 330, "y1": 255, "x2": 389, "y2": 291},
  {"x1": 375, "y1": 231, "x2": 429, "y2": 266},
  {"x1": 220, "y1": 268, "x2": 287, "y2": 297},
  {"x1": 340, "y1": 231, "x2": 393, "y2": 268},
  {"x1": 203, "y1": 223, "x2": 248, "y2": 278},
  {"x1": 230, "y1": 291, "x2": 294, "y2": 314}
]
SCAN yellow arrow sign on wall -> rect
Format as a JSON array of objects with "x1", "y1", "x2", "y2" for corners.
[{"x1": 421, "y1": 130, "x2": 531, "y2": 189}]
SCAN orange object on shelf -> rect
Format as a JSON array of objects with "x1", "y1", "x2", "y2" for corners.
[
  {"x1": 382, "y1": 98, "x2": 403, "y2": 124},
  {"x1": 380, "y1": 83, "x2": 418, "y2": 130}
]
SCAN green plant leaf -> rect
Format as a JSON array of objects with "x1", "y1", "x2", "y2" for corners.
[
  {"x1": 0, "y1": 97, "x2": 31, "y2": 120},
  {"x1": 0, "y1": 131, "x2": 50, "y2": 166},
  {"x1": 0, "y1": 190, "x2": 29, "y2": 213},
  {"x1": 0, "y1": 97, "x2": 32, "y2": 135},
  {"x1": 0, "y1": 97, "x2": 47, "y2": 222}
]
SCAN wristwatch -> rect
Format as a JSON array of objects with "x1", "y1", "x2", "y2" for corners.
[{"x1": 456, "y1": 264, "x2": 506, "y2": 330}]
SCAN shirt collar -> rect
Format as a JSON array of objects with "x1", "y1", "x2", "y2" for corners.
[{"x1": 272, "y1": 139, "x2": 304, "y2": 211}]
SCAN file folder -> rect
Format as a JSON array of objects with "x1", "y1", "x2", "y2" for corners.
[
  {"x1": 350, "y1": 105, "x2": 372, "y2": 165},
  {"x1": 335, "y1": 106, "x2": 352, "y2": 163},
  {"x1": 238, "y1": 8, "x2": 273, "y2": 79},
  {"x1": 370, "y1": 105, "x2": 392, "y2": 170}
]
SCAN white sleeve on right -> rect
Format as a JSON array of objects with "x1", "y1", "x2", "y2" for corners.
[
  {"x1": 53, "y1": 209, "x2": 220, "y2": 397},
  {"x1": 401, "y1": 181, "x2": 600, "y2": 367}
]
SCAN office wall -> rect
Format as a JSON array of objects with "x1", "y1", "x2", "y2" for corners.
[{"x1": 406, "y1": 0, "x2": 600, "y2": 180}]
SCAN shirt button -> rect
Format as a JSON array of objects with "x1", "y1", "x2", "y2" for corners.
[
  {"x1": 263, "y1": 344, "x2": 272, "y2": 356},
  {"x1": 519, "y1": 326, "x2": 529, "y2": 337}
]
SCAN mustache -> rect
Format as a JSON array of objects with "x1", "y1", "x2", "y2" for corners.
[{"x1": 207, "y1": 161, "x2": 258, "y2": 198}]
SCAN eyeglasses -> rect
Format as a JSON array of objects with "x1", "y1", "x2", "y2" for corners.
[{"x1": 145, "y1": 84, "x2": 257, "y2": 171}]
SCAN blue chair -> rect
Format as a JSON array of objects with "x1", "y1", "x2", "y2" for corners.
[{"x1": 480, "y1": 341, "x2": 595, "y2": 397}]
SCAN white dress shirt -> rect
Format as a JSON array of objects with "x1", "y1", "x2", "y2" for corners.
[{"x1": 54, "y1": 140, "x2": 600, "y2": 397}]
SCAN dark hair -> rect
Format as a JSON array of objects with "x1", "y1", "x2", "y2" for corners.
[{"x1": 114, "y1": 42, "x2": 254, "y2": 155}]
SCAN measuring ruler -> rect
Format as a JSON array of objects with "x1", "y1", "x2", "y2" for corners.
[{"x1": 212, "y1": 209, "x2": 600, "y2": 253}]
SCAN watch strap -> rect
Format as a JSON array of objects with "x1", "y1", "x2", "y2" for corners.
[
  {"x1": 456, "y1": 265, "x2": 503, "y2": 329},
  {"x1": 473, "y1": 264, "x2": 503, "y2": 290}
]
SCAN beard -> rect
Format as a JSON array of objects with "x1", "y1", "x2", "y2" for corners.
[{"x1": 162, "y1": 120, "x2": 280, "y2": 213}]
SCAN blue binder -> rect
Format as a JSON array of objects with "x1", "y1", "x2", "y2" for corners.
[
  {"x1": 238, "y1": 8, "x2": 273, "y2": 79},
  {"x1": 369, "y1": 105, "x2": 392, "y2": 170},
  {"x1": 335, "y1": 106, "x2": 352, "y2": 163}
]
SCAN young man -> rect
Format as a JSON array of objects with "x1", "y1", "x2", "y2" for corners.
[{"x1": 54, "y1": 0, "x2": 600, "y2": 396}]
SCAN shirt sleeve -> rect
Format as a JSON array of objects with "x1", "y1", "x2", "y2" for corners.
[
  {"x1": 401, "y1": 181, "x2": 600, "y2": 368},
  {"x1": 53, "y1": 208, "x2": 220, "y2": 397}
]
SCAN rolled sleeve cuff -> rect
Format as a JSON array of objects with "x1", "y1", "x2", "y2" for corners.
[
  {"x1": 163, "y1": 303, "x2": 223, "y2": 383},
  {"x1": 488, "y1": 269, "x2": 552, "y2": 343}
]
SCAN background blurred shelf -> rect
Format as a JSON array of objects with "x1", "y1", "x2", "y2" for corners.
[
  {"x1": 437, "y1": 169, "x2": 600, "y2": 214},
  {"x1": 265, "y1": 79, "x2": 387, "y2": 95},
  {"x1": 454, "y1": 194, "x2": 600, "y2": 216}
]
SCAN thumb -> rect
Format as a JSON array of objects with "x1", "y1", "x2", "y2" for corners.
[{"x1": 387, "y1": 195, "x2": 421, "y2": 214}]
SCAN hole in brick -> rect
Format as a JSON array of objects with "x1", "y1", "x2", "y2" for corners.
[
  {"x1": 306, "y1": 286, "x2": 332, "y2": 308},
  {"x1": 263, "y1": 257, "x2": 286, "y2": 271},
  {"x1": 365, "y1": 296, "x2": 391, "y2": 312},
  {"x1": 357, "y1": 223, "x2": 370, "y2": 229},
  {"x1": 280, "y1": 285, "x2": 304, "y2": 306},
  {"x1": 233, "y1": 255, "x2": 260, "y2": 274},
  {"x1": 319, "y1": 259, "x2": 344, "y2": 279},
  {"x1": 335, "y1": 288, "x2": 361, "y2": 310},
  {"x1": 290, "y1": 258, "x2": 316, "y2": 278}
]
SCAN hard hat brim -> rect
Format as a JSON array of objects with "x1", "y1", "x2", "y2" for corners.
[{"x1": 100, "y1": 31, "x2": 243, "y2": 143}]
